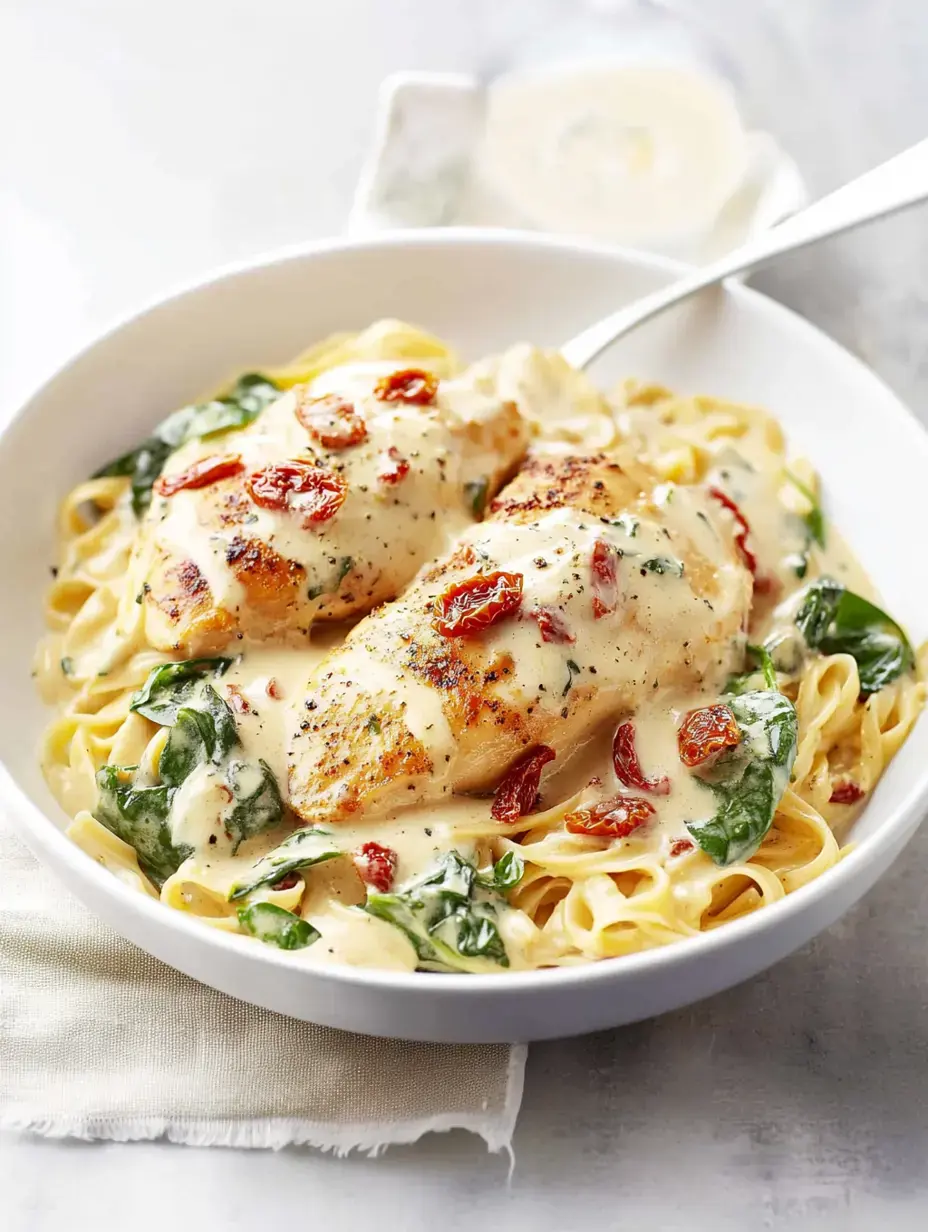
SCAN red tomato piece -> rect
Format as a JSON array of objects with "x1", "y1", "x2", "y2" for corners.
[
  {"x1": 354, "y1": 841, "x2": 398, "y2": 893},
  {"x1": 708, "y1": 487, "x2": 758, "y2": 575},
  {"x1": 246, "y1": 461, "x2": 347, "y2": 523},
  {"x1": 669, "y1": 837, "x2": 694, "y2": 858},
  {"x1": 829, "y1": 780, "x2": 865, "y2": 805},
  {"x1": 590, "y1": 538, "x2": 619, "y2": 619},
  {"x1": 613, "y1": 721, "x2": 671, "y2": 795},
  {"x1": 155, "y1": 453, "x2": 244, "y2": 497},
  {"x1": 295, "y1": 392, "x2": 367, "y2": 449},
  {"x1": 373, "y1": 367, "x2": 438, "y2": 405},
  {"x1": 677, "y1": 703, "x2": 742, "y2": 768},
  {"x1": 433, "y1": 571, "x2": 523, "y2": 637},
  {"x1": 528, "y1": 605, "x2": 575, "y2": 644},
  {"x1": 565, "y1": 794, "x2": 655, "y2": 838},
  {"x1": 378, "y1": 445, "x2": 410, "y2": 485},
  {"x1": 491, "y1": 745, "x2": 557, "y2": 823}
]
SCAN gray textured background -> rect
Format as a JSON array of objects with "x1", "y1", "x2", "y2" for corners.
[{"x1": 2, "y1": 1, "x2": 928, "y2": 1228}]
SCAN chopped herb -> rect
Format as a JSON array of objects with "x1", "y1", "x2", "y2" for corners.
[
  {"x1": 336, "y1": 555, "x2": 353, "y2": 586},
  {"x1": 464, "y1": 476, "x2": 490, "y2": 518},
  {"x1": 642, "y1": 556, "x2": 684, "y2": 577},
  {"x1": 367, "y1": 714, "x2": 382, "y2": 735},
  {"x1": 563, "y1": 658, "x2": 581, "y2": 697}
]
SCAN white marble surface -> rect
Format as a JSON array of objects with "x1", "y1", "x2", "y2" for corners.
[{"x1": 3, "y1": 1, "x2": 928, "y2": 1228}]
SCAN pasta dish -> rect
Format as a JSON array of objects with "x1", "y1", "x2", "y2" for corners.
[{"x1": 35, "y1": 320, "x2": 926, "y2": 972}]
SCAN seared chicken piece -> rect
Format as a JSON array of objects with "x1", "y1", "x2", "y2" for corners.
[
  {"x1": 288, "y1": 452, "x2": 754, "y2": 825},
  {"x1": 136, "y1": 363, "x2": 527, "y2": 654}
]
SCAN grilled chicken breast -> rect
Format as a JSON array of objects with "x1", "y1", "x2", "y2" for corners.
[
  {"x1": 136, "y1": 363, "x2": 527, "y2": 654},
  {"x1": 288, "y1": 452, "x2": 754, "y2": 825}
]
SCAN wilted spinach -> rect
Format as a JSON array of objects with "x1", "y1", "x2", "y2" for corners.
[
  {"x1": 365, "y1": 850, "x2": 510, "y2": 972},
  {"x1": 237, "y1": 901, "x2": 319, "y2": 951},
  {"x1": 477, "y1": 850, "x2": 524, "y2": 892},
  {"x1": 94, "y1": 765, "x2": 192, "y2": 887},
  {"x1": 784, "y1": 471, "x2": 825, "y2": 578},
  {"x1": 794, "y1": 577, "x2": 915, "y2": 696},
  {"x1": 685, "y1": 690, "x2": 798, "y2": 867},
  {"x1": 97, "y1": 660, "x2": 285, "y2": 875},
  {"x1": 130, "y1": 657, "x2": 233, "y2": 725},
  {"x1": 228, "y1": 826, "x2": 342, "y2": 901},
  {"x1": 95, "y1": 373, "x2": 279, "y2": 515},
  {"x1": 725, "y1": 643, "x2": 777, "y2": 695}
]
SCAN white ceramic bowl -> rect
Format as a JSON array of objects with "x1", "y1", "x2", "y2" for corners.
[{"x1": 2, "y1": 230, "x2": 927, "y2": 1043}]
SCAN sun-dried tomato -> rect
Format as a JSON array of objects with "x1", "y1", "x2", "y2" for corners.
[
  {"x1": 433, "y1": 571, "x2": 523, "y2": 637},
  {"x1": 378, "y1": 445, "x2": 410, "y2": 485},
  {"x1": 491, "y1": 745, "x2": 556, "y2": 822},
  {"x1": 528, "y1": 605, "x2": 575, "y2": 644},
  {"x1": 295, "y1": 392, "x2": 367, "y2": 449},
  {"x1": 829, "y1": 780, "x2": 865, "y2": 805},
  {"x1": 613, "y1": 721, "x2": 671, "y2": 795},
  {"x1": 274, "y1": 871, "x2": 302, "y2": 891},
  {"x1": 590, "y1": 538, "x2": 619, "y2": 619},
  {"x1": 565, "y1": 794, "x2": 655, "y2": 838},
  {"x1": 373, "y1": 367, "x2": 438, "y2": 405},
  {"x1": 677, "y1": 703, "x2": 741, "y2": 767},
  {"x1": 669, "y1": 837, "x2": 694, "y2": 858},
  {"x1": 708, "y1": 487, "x2": 757, "y2": 575},
  {"x1": 155, "y1": 453, "x2": 243, "y2": 497},
  {"x1": 225, "y1": 683, "x2": 251, "y2": 715},
  {"x1": 354, "y1": 841, "x2": 398, "y2": 893},
  {"x1": 246, "y1": 461, "x2": 347, "y2": 523},
  {"x1": 265, "y1": 678, "x2": 283, "y2": 700}
]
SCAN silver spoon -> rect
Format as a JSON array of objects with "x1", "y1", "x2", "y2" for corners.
[{"x1": 562, "y1": 138, "x2": 928, "y2": 370}]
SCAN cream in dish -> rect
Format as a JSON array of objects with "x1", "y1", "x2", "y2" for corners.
[{"x1": 36, "y1": 322, "x2": 925, "y2": 972}]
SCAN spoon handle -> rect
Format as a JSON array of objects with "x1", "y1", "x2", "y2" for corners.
[{"x1": 562, "y1": 138, "x2": 928, "y2": 371}]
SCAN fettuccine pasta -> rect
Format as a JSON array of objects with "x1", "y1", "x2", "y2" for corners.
[{"x1": 34, "y1": 325, "x2": 925, "y2": 972}]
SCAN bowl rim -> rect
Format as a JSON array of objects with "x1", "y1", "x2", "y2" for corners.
[{"x1": 4, "y1": 225, "x2": 928, "y2": 996}]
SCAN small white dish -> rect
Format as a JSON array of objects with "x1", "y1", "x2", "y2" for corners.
[
  {"x1": 1, "y1": 230, "x2": 926, "y2": 1042},
  {"x1": 349, "y1": 71, "x2": 808, "y2": 264}
]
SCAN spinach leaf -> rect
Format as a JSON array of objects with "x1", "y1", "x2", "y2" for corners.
[
  {"x1": 159, "y1": 706, "x2": 219, "y2": 788},
  {"x1": 642, "y1": 556, "x2": 684, "y2": 577},
  {"x1": 130, "y1": 658, "x2": 233, "y2": 725},
  {"x1": 237, "y1": 901, "x2": 320, "y2": 951},
  {"x1": 685, "y1": 690, "x2": 798, "y2": 867},
  {"x1": 94, "y1": 765, "x2": 192, "y2": 887},
  {"x1": 94, "y1": 373, "x2": 279, "y2": 515},
  {"x1": 794, "y1": 577, "x2": 915, "y2": 696},
  {"x1": 228, "y1": 826, "x2": 342, "y2": 901},
  {"x1": 365, "y1": 850, "x2": 510, "y2": 972},
  {"x1": 477, "y1": 850, "x2": 524, "y2": 893},
  {"x1": 224, "y1": 758, "x2": 286, "y2": 854},
  {"x1": 725, "y1": 643, "x2": 777, "y2": 695}
]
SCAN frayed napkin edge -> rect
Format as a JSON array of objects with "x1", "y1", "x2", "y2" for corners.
[{"x1": 0, "y1": 1044, "x2": 528, "y2": 1157}]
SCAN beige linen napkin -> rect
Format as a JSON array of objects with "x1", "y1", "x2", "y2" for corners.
[{"x1": 0, "y1": 818, "x2": 525, "y2": 1152}]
